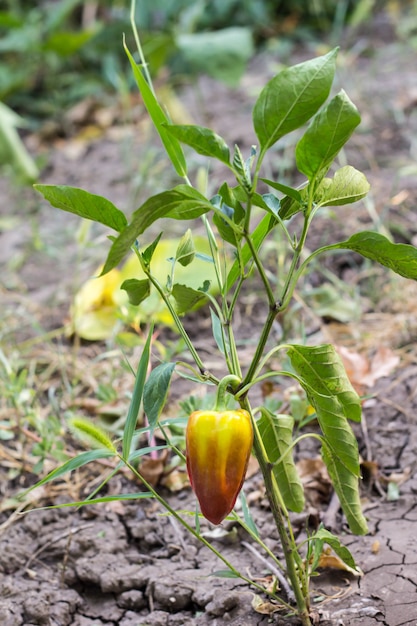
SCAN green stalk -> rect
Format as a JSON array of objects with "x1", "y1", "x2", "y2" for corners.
[
  {"x1": 130, "y1": 0, "x2": 154, "y2": 94},
  {"x1": 146, "y1": 269, "x2": 218, "y2": 384},
  {"x1": 239, "y1": 303, "x2": 279, "y2": 392},
  {"x1": 240, "y1": 401, "x2": 311, "y2": 626}
]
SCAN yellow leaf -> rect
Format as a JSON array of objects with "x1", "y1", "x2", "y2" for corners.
[{"x1": 70, "y1": 237, "x2": 219, "y2": 340}]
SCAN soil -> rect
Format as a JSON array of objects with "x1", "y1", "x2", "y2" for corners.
[{"x1": 2, "y1": 9, "x2": 417, "y2": 626}]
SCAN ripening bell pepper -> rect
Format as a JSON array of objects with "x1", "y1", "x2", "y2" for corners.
[{"x1": 186, "y1": 409, "x2": 253, "y2": 525}]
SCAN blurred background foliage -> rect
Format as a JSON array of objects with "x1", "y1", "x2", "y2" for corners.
[
  {"x1": 0, "y1": 0, "x2": 415, "y2": 181},
  {"x1": 1, "y1": 0, "x2": 406, "y2": 123}
]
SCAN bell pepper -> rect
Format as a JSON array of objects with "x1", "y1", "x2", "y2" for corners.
[{"x1": 186, "y1": 409, "x2": 253, "y2": 525}]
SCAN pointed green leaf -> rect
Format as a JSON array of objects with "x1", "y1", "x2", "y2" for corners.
[
  {"x1": 34, "y1": 185, "x2": 127, "y2": 232},
  {"x1": 257, "y1": 409, "x2": 305, "y2": 512},
  {"x1": 336, "y1": 231, "x2": 417, "y2": 280},
  {"x1": 165, "y1": 124, "x2": 230, "y2": 164},
  {"x1": 315, "y1": 166, "x2": 370, "y2": 207},
  {"x1": 210, "y1": 308, "x2": 230, "y2": 356},
  {"x1": 175, "y1": 229, "x2": 195, "y2": 267},
  {"x1": 210, "y1": 570, "x2": 241, "y2": 579},
  {"x1": 253, "y1": 48, "x2": 338, "y2": 153},
  {"x1": 35, "y1": 492, "x2": 155, "y2": 511},
  {"x1": 212, "y1": 182, "x2": 245, "y2": 247},
  {"x1": 19, "y1": 450, "x2": 116, "y2": 496},
  {"x1": 322, "y1": 441, "x2": 368, "y2": 535},
  {"x1": 239, "y1": 490, "x2": 259, "y2": 537},
  {"x1": 171, "y1": 283, "x2": 208, "y2": 315},
  {"x1": 128, "y1": 444, "x2": 169, "y2": 463},
  {"x1": 143, "y1": 362, "x2": 176, "y2": 432},
  {"x1": 261, "y1": 178, "x2": 303, "y2": 203},
  {"x1": 287, "y1": 344, "x2": 361, "y2": 477},
  {"x1": 311, "y1": 527, "x2": 362, "y2": 571},
  {"x1": 261, "y1": 193, "x2": 281, "y2": 217},
  {"x1": 120, "y1": 278, "x2": 151, "y2": 306},
  {"x1": 124, "y1": 40, "x2": 187, "y2": 178},
  {"x1": 142, "y1": 232, "x2": 163, "y2": 266},
  {"x1": 232, "y1": 144, "x2": 255, "y2": 191},
  {"x1": 296, "y1": 90, "x2": 361, "y2": 181},
  {"x1": 102, "y1": 186, "x2": 213, "y2": 274},
  {"x1": 122, "y1": 325, "x2": 153, "y2": 459}
]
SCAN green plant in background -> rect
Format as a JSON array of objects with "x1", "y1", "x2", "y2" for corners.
[{"x1": 22, "y1": 8, "x2": 417, "y2": 626}]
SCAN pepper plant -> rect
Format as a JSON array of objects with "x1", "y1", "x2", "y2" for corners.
[{"x1": 26, "y1": 10, "x2": 417, "y2": 626}]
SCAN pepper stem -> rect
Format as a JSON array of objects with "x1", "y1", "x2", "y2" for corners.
[{"x1": 215, "y1": 374, "x2": 241, "y2": 411}]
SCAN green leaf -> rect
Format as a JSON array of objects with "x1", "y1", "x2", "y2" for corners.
[
  {"x1": 0, "y1": 102, "x2": 38, "y2": 183},
  {"x1": 142, "y1": 232, "x2": 163, "y2": 266},
  {"x1": 310, "y1": 527, "x2": 362, "y2": 572},
  {"x1": 44, "y1": 29, "x2": 96, "y2": 56},
  {"x1": 143, "y1": 362, "x2": 176, "y2": 433},
  {"x1": 120, "y1": 278, "x2": 151, "y2": 306},
  {"x1": 102, "y1": 186, "x2": 213, "y2": 274},
  {"x1": 122, "y1": 325, "x2": 153, "y2": 460},
  {"x1": 261, "y1": 178, "x2": 303, "y2": 203},
  {"x1": 171, "y1": 283, "x2": 208, "y2": 315},
  {"x1": 128, "y1": 444, "x2": 169, "y2": 463},
  {"x1": 287, "y1": 344, "x2": 361, "y2": 477},
  {"x1": 210, "y1": 570, "x2": 241, "y2": 579},
  {"x1": 165, "y1": 124, "x2": 230, "y2": 164},
  {"x1": 309, "y1": 283, "x2": 361, "y2": 323},
  {"x1": 210, "y1": 308, "x2": 230, "y2": 356},
  {"x1": 322, "y1": 441, "x2": 368, "y2": 535},
  {"x1": 19, "y1": 449, "x2": 116, "y2": 496},
  {"x1": 177, "y1": 27, "x2": 254, "y2": 86},
  {"x1": 315, "y1": 166, "x2": 370, "y2": 207},
  {"x1": 175, "y1": 229, "x2": 195, "y2": 267},
  {"x1": 124, "y1": 40, "x2": 187, "y2": 178},
  {"x1": 232, "y1": 144, "x2": 255, "y2": 191},
  {"x1": 257, "y1": 409, "x2": 305, "y2": 512},
  {"x1": 239, "y1": 490, "x2": 259, "y2": 537},
  {"x1": 261, "y1": 193, "x2": 281, "y2": 217},
  {"x1": 34, "y1": 185, "x2": 128, "y2": 232},
  {"x1": 33, "y1": 492, "x2": 155, "y2": 511},
  {"x1": 253, "y1": 48, "x2": 338, "y2": 153},
  {"x1": 337, "y1": 231, "x2": 417, "y2": 280},
  {"x1": 211, "y1": 184, "x2": 245, "y2": 247},
  {"x1": 296, "y1": 90, "x2": 361, "y2": 181}
]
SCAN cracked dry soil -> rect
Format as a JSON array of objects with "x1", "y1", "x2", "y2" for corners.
[
  {"x1": 2, "y1": 9, "x2": 417, "y2": 626},
  {"x1": 1, "y1": 367, "x2": 417, "y2": 626}
]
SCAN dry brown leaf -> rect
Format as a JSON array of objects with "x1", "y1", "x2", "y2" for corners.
[
  {"x1": 251, "y1": 594, "x2": 282, "y2": 615},
  {"x1": 336, "y1": 345, "x2": 400, "y2": 392},
  {"x1": 317, "y1": 549, "x2": 363, "y2": 577},
  {"x1": 139, "y1": 449, "x2": 169, "y2": 487},
  {"x1": 160, "y1": 469, "x2": 189, "y2": 492}
]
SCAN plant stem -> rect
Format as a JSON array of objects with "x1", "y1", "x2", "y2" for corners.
[
  {"x1": 244, "y1": 413, "x2": 312, "y2": 626},
  {"x1": 240, "y1": 302, "x2": 279, "y2": 392},
  {"x1": 130, "y1": 0, "x2": 153, "y2": 93}
]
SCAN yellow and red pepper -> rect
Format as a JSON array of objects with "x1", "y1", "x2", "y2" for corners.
[{"x1": 186, "y1": 408, "x2": 253, "y2": 525}]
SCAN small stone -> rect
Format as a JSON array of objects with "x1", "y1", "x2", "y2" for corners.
[
  {"x1": 118, "y1": 589, "x2": 147, "y2": 610},
  {"x1": 205, "y1": 591, "x2": 240, "y2": 617},
  {"x1": 23, "y1": 594, "x2": 50, "y2": 624},
  {"x1": 151, "y1": 580, "x2": 193, "y2": 612}
]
